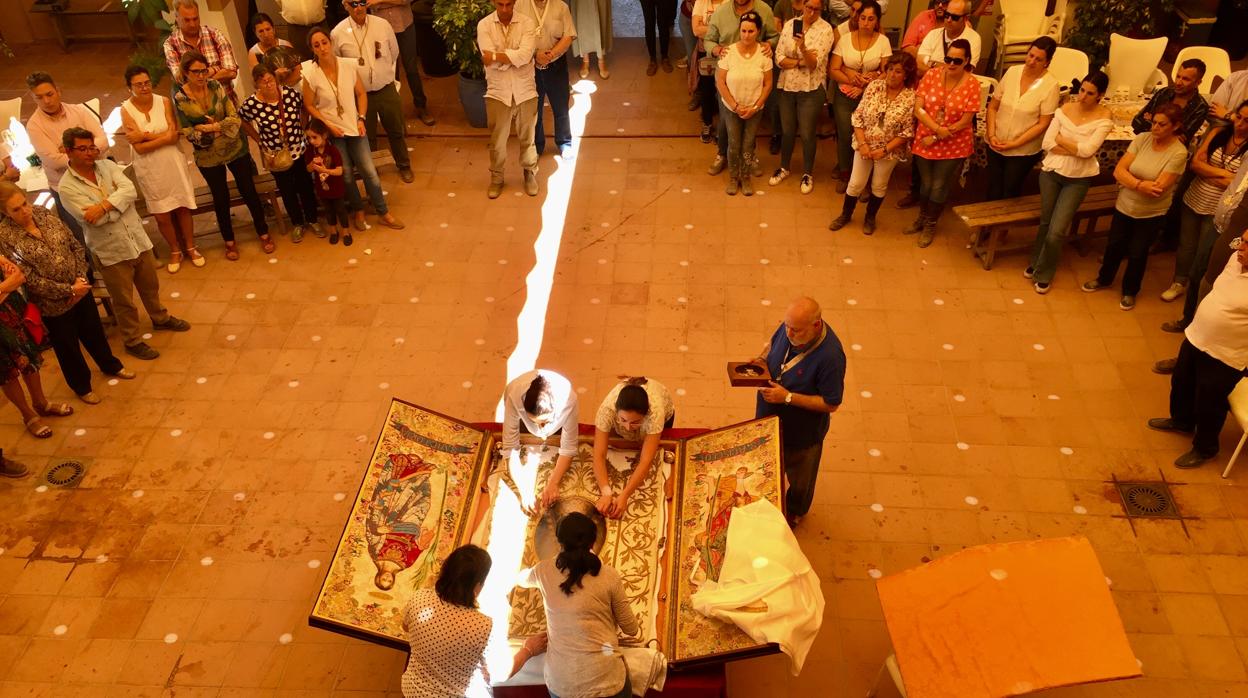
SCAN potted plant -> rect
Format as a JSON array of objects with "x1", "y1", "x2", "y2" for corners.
[
  {"x1": 1066, "y1": 0, "x2": 1176, "y2": 68},
  {"x1": 433, "y1": 0, "x2": 496, "y2": 128},
  {"x1": 123, "y1": 0, "x2": 174, "y2": 88}
]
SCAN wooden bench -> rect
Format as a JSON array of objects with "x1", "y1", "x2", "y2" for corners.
[
  {"x1": 954, "y1": 184, "x2": 1119, "y2": 270},
  {"x1": 134, "y1": 171, "x2": 286, "y2": 237},
  {"x1": 31, "y1": 0, "x2": 138, "y2": 52}
]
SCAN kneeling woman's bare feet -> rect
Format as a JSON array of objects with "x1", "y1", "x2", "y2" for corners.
[{"x1": 378, "y1": 214, "x2": 405, "y2": 230}]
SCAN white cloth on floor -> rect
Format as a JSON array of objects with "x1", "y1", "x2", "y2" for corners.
[{"x1": 688, "y1": 499, "x2": 824, "y2": 675}]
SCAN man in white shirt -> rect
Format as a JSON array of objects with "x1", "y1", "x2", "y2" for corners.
[
  {"x1": 915, "y1": 0, "x2": 980, "y2": 74},
  {"x1": 367, "y1": 0, "x2": 436, "y2": 126},
  {"x1": 1210, "y1": 69, "x2": 1248, "y2": 122},
  {"x1": 501, "y1": 369, "x2": 580, "y2": 510},
  {"x1": 477, "y1": 0, "x2": 539, "y2": 198},
  {"x1": 275, "y1": 0, "x2": 327, "y2": 58},
  {"x1": 1149, "y1": 237, "x2": 1248, "y2": 469},
  {"x1": 517, "y1": 0, "x2": 576, "y2": 159},
  {"x1": 332, "y1": 0, "x2": 414, "y2": 183},
  {"x1": 24, "y1": 71, "x2": 107, "y2": 243}
]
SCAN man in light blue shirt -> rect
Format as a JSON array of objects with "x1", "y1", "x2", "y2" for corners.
[{"x1": 59, "y1": 127, "x2": 189, "y2": 361}]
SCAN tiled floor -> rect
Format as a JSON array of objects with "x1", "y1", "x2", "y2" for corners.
[{"x1": 0, "y1": 38, "x2": 1246, "y2": 697}]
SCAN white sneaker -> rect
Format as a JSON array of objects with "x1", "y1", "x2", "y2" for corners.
[
  {"x1": 1160, "y1": 281, "x2": 1186, "y2": 302},
  {"x1": 768, "y1": 168, "x2": 790, "y2": 186},
  {"x1": 799, "y1": 174, "x2": 814, "y2": 194}
]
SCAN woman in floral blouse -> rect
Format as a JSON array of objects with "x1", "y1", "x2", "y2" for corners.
[
  {"x1": 173, "y1": 50, "x2": 275, "y2": 260},
  {"x1": 907, "y1": 37, "x2": 980, "y2": 248},
  {"x1": 830, "y1": 52, "x2": 916, "y2": 234}
]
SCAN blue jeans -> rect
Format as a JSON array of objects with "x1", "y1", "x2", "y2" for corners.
[
  {"x1": 678, "y1": 11, "x2": 695, "y2": 61},
  {"x1": 719, "y1": 100, "x2": 762, "y2": 179},
  {"x1": 1175, "y1": 200, "x2": 1217, "y2": 284},
  {"x1": 913, "y1": 155, "x2": 963, "y2": 204},
  {"x1": 333, "y1": 135, "x2": 388, "y2": 215},
  {"x1": 1030, "y1": 169, "x2": 1092, "y2": 284},
  {"x1": 1097, "y1": 210, "x2": 1165, "y2": 296},
  {"x1": 1179, "y1": 222, "x2": 1222, "y2": 326},
  {"x1": 777, "y1": 88, "x2": 823, "y2": 175},
  {"x1": 535, "y1": 55, "x2": 572, "y2": 153},
  {"x1": 831, "y1": 89, "x2": 860, "y2": 175}
]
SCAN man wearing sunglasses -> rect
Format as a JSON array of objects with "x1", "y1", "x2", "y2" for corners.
[
  {"x1": 23, "y1": 71, "x2": 107, "y2": 245},
  {"x1": 58, "y1": 128, "x2": 191, "y2": 361},
  {"x1": 915, "y1": 0, "x2": 979, "y2": 74},
  {"x1": 1149, "y1": 234, "x2": 1248, "y2": 469},
  {"x1": 901, "y1": 0, "x2": 946, "y2": 57},
  {"x1": 332, "y1": 0, "x2": 416, "y2": 184}
]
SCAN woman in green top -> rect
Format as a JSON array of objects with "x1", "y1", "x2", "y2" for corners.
[
  {"x1": 1083, "y1": 102, "x2": 1189, "y2": 310},
  {"x1": 172, "y1": 50, "x2": 274, "y2": 261}
]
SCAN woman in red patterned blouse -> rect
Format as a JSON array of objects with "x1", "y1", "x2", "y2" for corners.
[{"x1": 907, "y1": 37, "x2": 981, "y2": 248}]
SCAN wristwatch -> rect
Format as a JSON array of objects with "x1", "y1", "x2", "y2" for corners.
[{"x1": 784, "y1": 392, "x2": 793, "y2": 405}]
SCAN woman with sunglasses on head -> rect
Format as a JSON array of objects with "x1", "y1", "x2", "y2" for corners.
[
  {"x1": 907, "y1": 37, "x2": 978, "y2": 248},
  {"x1": 301, "y1": 26, "x2": 404, "y2": 233},
  {"x1": 1083, "y1": 102, "x2": 1189, "y2": 310},
  {"x1": 173, "y1": 50, "x2": 276, "y2": 260},
  {"x1": 715, "y1": 11, "x2": 773, "y2": 196},
  {"x1": 984, "y1": 36, "x2": 1059, "y2": 201},
  {"x1": 1025, "y1": 70, "x2": 1112, "y2": 294},
  {"x1": 827, "y1": 0, "x2": 890, "y2": 192},
  {"x1": 119, "y1": 64, "x2": 201, "y2": 273}
]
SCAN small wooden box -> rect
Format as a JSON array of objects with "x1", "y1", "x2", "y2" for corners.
[{"x1": 727, "y1": 362, "x2": 771, "y2": 387}]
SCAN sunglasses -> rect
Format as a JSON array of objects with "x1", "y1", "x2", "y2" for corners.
[
  {"x1": 944, "y1": 56, "x2": 966, "y2": 66},
  {"x1": 347, "y1": 0, "x2": 368, "y2": 6},
  {"x1": 946, "y1": 12, "x2": 965, "y2": 20}
]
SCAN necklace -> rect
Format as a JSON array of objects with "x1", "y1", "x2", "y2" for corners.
[
  {"x1": 529, "y1": 0, "x2": 550, "y2": 37},
  {"x1": 319, "y1": 59, "x2": 345, "y2": 118},
  {"x1": 350, "y1": 19, "x2": 370, "y2": 66},
  {"x1": 854, "y1": 29, "x2": 873, "y2": 71}
]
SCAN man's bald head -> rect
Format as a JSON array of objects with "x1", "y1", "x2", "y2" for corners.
[
  {"x1": 784, "y1": 297, "x2": 823, "y2": 346},
  {"x1": 945, "y1": 0, "x2": 969, "y2": 33}
]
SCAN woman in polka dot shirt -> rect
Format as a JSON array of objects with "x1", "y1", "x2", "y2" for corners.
[{"x1": 907, "y1": 37, "x2": 980, "y2": 248}]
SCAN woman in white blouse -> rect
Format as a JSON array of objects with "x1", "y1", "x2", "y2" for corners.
[
  {"x1": 768, "y1": 0, "x2": 833, "y2": 194},
  {"x1": 985, "y1": 36, "x2": 1060, "y2": 201},
  {"x1": 301, "y1": 27, "x2": 404, "y2": 232},
  {"x1": 715, "y1": 11, "x2": 774, "y2": 196},
  {"x1": 1026, "y1": 70, "x2": 1112, "y2": 294},
  {"x1": 827, "y1": 0, "x2": 890, "y2": 192},
  {"x1": 590, "y1": 377, "x2": 675, "y2": 518}
]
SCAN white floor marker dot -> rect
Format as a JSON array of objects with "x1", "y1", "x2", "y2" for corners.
[
  {"x1": 616, "y1": 128, "x2": 625, "y2": 133},
  {"x1": 170, "y1": 292, "x2": 180, "y2": 299},
  {"x1": 311, "y1": 335, "x2": 321, "y2": 342},
  {"x1": 201, "y1": 556, "x2": 214, "y2": 566},
  {"x1": 759, "y1": 222, "x2": 769, "y2": 229},
  {"x1": 601, "y1": 222, "x2": 610, "y2": 228},
  {"x1": 497, "y1": 259, "x2": 508, "y2": 265},
  {"x1": 870, "y1": 503, "x2": 884, "y2": 512},
  {"x1": 953, "y1": 394, "x2": 967, "y2": 402},
  {"x1": 576, "y1": 387, "x2": 587, "y2": 394},
  {"x1": 263, "y1": 431, "x2": 275, "y2": 440},
  {"x1": 675, "y1": 388, "x2": 687, "y2": 396},
  {"x1": 307, "y1": 559, "x2": 321, "y2": 569},
  {"x1": 942, "y1": 343, "x2": 954, "y2": 350},
  {"x1": 622, "y1": 101, "x2": 631, "y2": 106},
  {"x1": 684, "y1": 224, "x2": 694, "y2": 230},
  {"x1": 851, "y1": 343, "x2": 862, "y2": 351},
  {"x1": 678, "y1": 345, "x2": 689, "y2": 352},
  {"x1": 440, "y1": 223, "x2": 449, "y2": 229},
  {"x1": 164, "y1": 633, "x2": 178, "y2": 644},
  {"x1": 761, "y1": 299, "x2": 771, "y2": 306},
  {"x1": 474, "y1": 338, "x2": 485, "y2": 345},
  {"x1": 132, "y1": 489, "x2": 144, "y2": 498},
  {"x1": 169, "y1": 429, "x2": 183, "y2": 437},
  {"x1": 379, "y1": 382, "x2": 390, "y2": 389},
  {"x1": 108, "y1": 379, "x2": 119, "y2": 386},
  {"x1": 226, "y1": 334, "x2": 237, "y2": 341},
  {"x1": 1033, "y1": 344, "x2": 1046, "y2": 351},
  {"x1": 609, "y1": 190, "x2": 618, "y2": 195},
  {"x1": 485, "y1": 296, "x2": 495, "y2": 303},
  {"x1": 590, "y1": 298, "x2": 600, "y2": 304},
  {"x1": 956, "y1": 442, "x2": 970, "y2": 450},
  {"x1": 327, "y1": 295, "x2": 338, "y2": 302},
  {"x1": 245, "y1": 293, "x2": 255, "y2": 300},
  {"x1": 268, "y1": 258, "x2": 278, "y2": 265},
  {"x1": 868, "y1": 448, "x2": 882, "y2": 457},
  {"x1": 394, "y1": 337, "x2": 405, "y2": 345},
  {"x1": 847, "y1": 299, "x2": 858, "y2": 306},
  {"x1": 34, "y1": 485, "x2": 47, "y2": 493},
  {"x1": 233, "y1": 492, "x2": 246, "y2": 502},
  {"x1": 842, "y1": 257, "x2": 853, "y2": 264},
  {"x1": 1106, "y1": 577, "x2": 1113, "y2": 587},
  {"x1": 867, "y1": 568, "x2": 883, "y2": 579},
  {"x1": 756, "y1": 190, "x2": 765, "y2": 196},
  {"x1": 1073, "y1": 505, "x2": 1088, "y2": 515},
  {"x1": 279, "y1": 633, "x2": 293, "y2": 645},
  {"x1": 681, "y1": 188, "x2": 691, "y2": 194},
  {"x1": 677, "y1": 296, "x2": 687, "y2": 303},
  {"x1": 1059, "y1": 447, "x2": 1074, "y2": 455},
  {"x1": 759, "y1": 258, "x2": 770, "y2": 265},
  {"x1": 409, "y1": 297, "x2": 419, "y2": 303},
  {"x1": 347, "y1": 259, "x2": 357, "y2": 265},
  {"x1": 860, "y1": 390, "x2": 872, "y2": 398},
  {"x1": 1047, "y1": 394, "x2": 1061, "y2": 400},
  {"x1": 196, "y1": 376, "x2": 207, "y2": 384},
  {"x1": 425, "y1": 261, "x2": 434, "y2": 267},
  {"x1": 53, "y1": 624, "x2": 68, "y2": 636},
  {"x1": 990, "y1": 569, "x2": 1008, "y2": 581},
  {"x1": 933, "y1": 299, "x2": 945, "y2": 306},
  {"x1": 94, "y1": 554, "x2": 107, "y2": 563},
  {"x1": 447, "y1": 192, "x2": 456, "y2": 198},
  {"x1": 613, "y1": 157, "x2": 621, "y2": 163},
  {"x1": 506, "y1": 226, "x2": 515, "y2": 232},
  {"x1": 1013, "y1": 298, "x2": 1025, "y2": 305},
  {"x1": 73, "y1": 428, "x2": 86, "y2": 436},
  {"x1": 965, "y1": 496, "x2": 979, "y2": 506},
  {"x1": 679, "y1": 260, "x2": 689, "y2": 266},
  {"x1": 582, "y1": 338, "x2": 593, "y2": 345},
  {"x1": 142, "y1": 333, "x2": 153, "y2": 340},
  {"x1": 598, "y1": 259, "x2": 607, "y2": 265},
  {"x1": 333, "y1": 493, "x2": 346, "y2": 502},
  {"x1": 461, "y1": 381, "x2": 473, "y2": 389}
]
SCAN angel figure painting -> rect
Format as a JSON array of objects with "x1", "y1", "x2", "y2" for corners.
[
  {"x1": 690, "y1": 466, "x2": 756, "y2": 587},
  {"x1": 366, "y1": 453, "x2": 441, "y2": 591}
]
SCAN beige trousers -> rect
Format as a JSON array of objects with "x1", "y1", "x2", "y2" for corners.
[
  {"x1": 486, "y1": 96, "x2": 539, "y2": 183},
  {"x1": 97, "y1": 249, "x2": 169, "y2": 346}
]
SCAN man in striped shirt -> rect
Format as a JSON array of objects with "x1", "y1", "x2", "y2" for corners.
[{"x1": 163, "y1": 0, "x2": 241, "y2": 102}]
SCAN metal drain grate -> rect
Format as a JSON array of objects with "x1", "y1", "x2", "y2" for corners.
[
  {"x1": 43, "y1": 461, "x2": 86, "y2": 488},
  {"x1": 1117, "y1": 482, "x2": 1179, "y2": 518}
]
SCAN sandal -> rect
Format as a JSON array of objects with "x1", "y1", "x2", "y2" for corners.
[
  {"x1": 167, "y1": 251, "x2": 183, "y2": 274},
  {"x1": 35, "y1": 402, "x2": 73, "y2": 417},
  {"x1": 224, "y1": 242, "x2": 240, "y2": 261},
  {"x1": 260, "y1": 236, "x2": 276, "y2": 254},
  {"x1": 187, "y1": 248, "x2": 207, "y2": 268},
  {"x1": 24, "y1": 417, "x2": 51, "y2": 439}
]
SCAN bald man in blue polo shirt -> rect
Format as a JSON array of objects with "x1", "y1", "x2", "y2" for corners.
[{"x1": 752, "y1": 296, "x2": 846, "y2": 528}]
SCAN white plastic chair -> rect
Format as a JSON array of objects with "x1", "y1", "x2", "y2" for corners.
[
  {"x1": 1106, "y1": 34, "x2": 1167, "y2": 99},
  {"x1": 974, "y1": 74, "x2": 998, "y2": 113},
  {"x1": 1173, "y1": 45, "x2": 1232, "y2": 97},
  {"x1": 1222, "y1": 379, "x2": 1248, "y2": 479},
  {"x1": 998, "y1": 0, "x2": 1048, "y2": 49},
  {"x1": 866, "y1": 654, "x2": 908, "y2": 697},
  {"x1": 1048, "y1": 47, "x2": 1089, "y2": 94}
]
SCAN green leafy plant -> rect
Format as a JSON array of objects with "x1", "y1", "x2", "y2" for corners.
[
  {"x1": 433, "y1": 0, "x2": 496, "y2": 80},
  {"x1": 1065, "y1": 0, "x2": 1176, "y2": 69},
  {"x1": 121, "y1": 0, "x2": 174, "y2": 88}
]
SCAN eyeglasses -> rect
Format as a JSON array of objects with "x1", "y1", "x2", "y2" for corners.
[
  {"x1": 70, "y1": 145, "x2": 99, "y2": 153},
  {"x1": 945, "y1": 11, "x2": 965, "y2": 20},
  {"x1": 130, "y1": 80, "x2": 152, "y2": 89},
  {"x1": 944, "y1": 56, "x2": 966, "y2": 66},
  {"x1": 188, "y1": 68, "x2": 210, "y2": 76}
]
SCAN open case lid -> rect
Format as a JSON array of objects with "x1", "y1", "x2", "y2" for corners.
[
  {"x1": 665, "y1": 415, "x2": 784, "y2": 668},
  {"x1": 309, "y1": 399, "x2": 494, "y2": 650}
]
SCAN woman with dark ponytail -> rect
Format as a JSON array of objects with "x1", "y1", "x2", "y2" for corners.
[
  {"x1": 519, "y1": 512, "x2": 640, "y2": 698},
  {"x1": 501, "y1": 369, "x2": 581, "y2": 511},
  {"x1": 591, "y1": 376, "x2": 675, "y2": 518}
]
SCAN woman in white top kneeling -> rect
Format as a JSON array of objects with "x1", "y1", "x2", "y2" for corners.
[{"x1": 518, "y1": 512, "x2": 640, "y2": 698}]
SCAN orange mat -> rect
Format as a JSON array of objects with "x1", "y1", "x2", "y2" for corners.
[{"x1": 876, "y1": 536, "x2": 1142, "y2": 698}]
